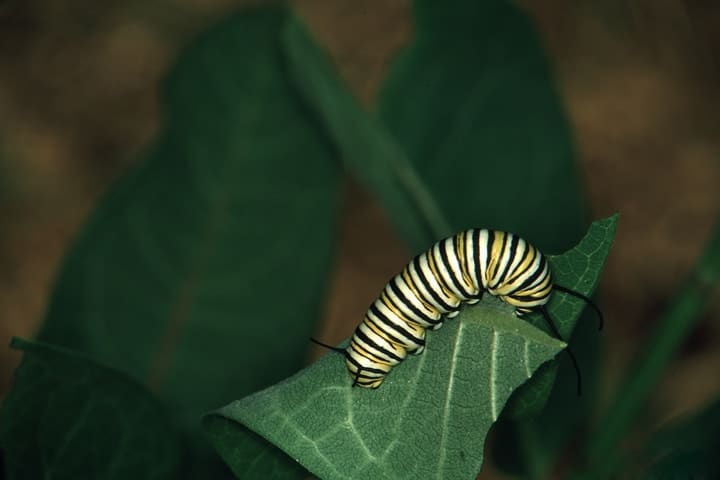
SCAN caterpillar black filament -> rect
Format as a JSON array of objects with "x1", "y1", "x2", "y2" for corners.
[{"x1": 312, "y1": 229, "x2": 602, "y2": 394}]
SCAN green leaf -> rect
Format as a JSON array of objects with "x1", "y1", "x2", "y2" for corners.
[
  {"x1": 379, "y1": 0, "x2": 587, "y2": 252},
  {"x1": 38, "y1": 3, "x2": 338, "y2": 425},
  {"x1": 202, "y1": 422, "x2": 307, "y2": 479},
  {"x1": 0, "y1": 338, "x2": 181, "y2": 480},
  {"x1": 204, "y1": 216, "x2": 617, "y2": 479},
  {"x1": 35, "y1": 6, "x2": 339, "y2": 477},
  {"x1": 206, "y1": 305, "x2": 564, "y2": 480}
]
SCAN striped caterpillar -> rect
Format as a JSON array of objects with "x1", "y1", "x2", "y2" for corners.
[{"x1": 313, "y1": 229, "x2": 602, "y2": 393}]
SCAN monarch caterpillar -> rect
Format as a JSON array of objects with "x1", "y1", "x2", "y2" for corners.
[{"x1": 312, "y1": 229, "x2": 602, "y2": 394}]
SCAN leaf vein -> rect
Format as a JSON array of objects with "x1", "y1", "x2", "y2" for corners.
[
  {"x1": 436, "y1": 320, "x2": 464, "y2": 476},
  {"x1": 490, "y1": 330, "x2": 499, "y2": 421}
]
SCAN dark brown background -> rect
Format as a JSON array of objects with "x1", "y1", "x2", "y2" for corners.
[{"x1": 0, "y1": 0, "x2": 718, "y2": 457}]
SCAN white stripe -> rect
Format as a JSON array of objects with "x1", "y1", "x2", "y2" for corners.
[{"x1": 478, "y1": 229, "x2": 490, "y2": 288}]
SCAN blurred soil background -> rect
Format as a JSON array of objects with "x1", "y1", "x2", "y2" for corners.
[{"x1": 0, "y1": 0, "x2": 718, "y2": 462}]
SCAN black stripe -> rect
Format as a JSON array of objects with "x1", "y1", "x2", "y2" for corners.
[
  {"x1": 400, "y1": 267, "x2": 437, "y2": 315},
  {"x1": 365, "y1": 317, "x2": 408, "y2": 347},
  {"x1": 516, "y1": 253, "x2": 547, "y2": 292},
  {"x1": 456, "y1": 233, "x2": 477, "y2": 297},
  {"x1": 440, "y1": 238, "x2": 473, "y2": 298},
  {"x1": 379, "y1": 286, "x2": 412, "y2": 319},
  {"x1": 486, "y1": 230, "x2": 495, "y2": 286},
  {"x1": 490, "y1": 232, "x2": 509, "y2": 287},
  {"x1": 355, "y1": 327, "x2": 404, "y2": 362},
  {"x1": 507, "y1": 246, "x2": 538, "y2": 293},
  {"x1": 388, "y1": 278, "x2": 434, "y2": 322},
  {"x1": 412, "y1": 256, "x2": 455, "y2": 312},
  {"x1": 345, "y1": 354, "x2": 387, "y2": 375},
  {"x1": 349, "y1": 342, "x2": 388, "y2": 366},
  {"x1": 511, "y1": 291, "x2": 549, "y2": 301},
  {"x1": 506, "y1": 240, "x2": 532, "y2": 284},
  {"x1": 427, "y1": 247, "x2": 454, "y2": 296},
  {"x1": 368, "y1": 315, "x2": 425, "y2": 349},
  {"x1": 473, "y1": 230, "x2": 483, "y2": 291},
  {"x1": 496, "y1": 234, "x2": 519, "y2": 286},
  {"x1": 371, "y1": 299, "x2": 427, "y2": 345}
]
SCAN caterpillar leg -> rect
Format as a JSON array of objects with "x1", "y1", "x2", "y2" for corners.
[{"x1": 409, "y1": 329, "x2": 427, "y2": 355}]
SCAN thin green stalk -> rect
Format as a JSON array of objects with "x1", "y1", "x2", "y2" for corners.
[
  {"x1": 585, "y1": 217, "x2": 720, "y2": 468},
  {"x1": 389, "y1": 150, "x2": 454, "y2": 239},
  {"x1": 281, "y1": 15, "x2": 453, "y2": 250}
]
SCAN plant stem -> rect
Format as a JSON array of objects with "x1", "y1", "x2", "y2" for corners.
[
  {"x1": 282, "y1": 15, "x2": 453, "y2": 250},
  {"x1": 392, "y1": 156, "x2": 454, "y2": 240},
  {"x1": 586, "y1": 217, "x2": 720, "y2": 467}
]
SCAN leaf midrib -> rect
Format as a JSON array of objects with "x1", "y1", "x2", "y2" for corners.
[
  {"x1": 145, "y1": 173, "x2": 232, "y2": 393},
  {"x1": 436, "y1": 319, "x2": 465, "y2": 477}
]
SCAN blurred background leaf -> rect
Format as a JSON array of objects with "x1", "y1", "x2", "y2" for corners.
[
  {"x1": 642, "y1": 398, "x2": 720, "y2": 479},
  {"x1": 0, "y1": 338, "x2": 181, "y2": 480},
  {"x1": 21, "y1": 6, "x2": 340, "y2": 478},
  {"x1": 379, "y1": 0, "x2": 588, "y2": 251},
  {"x1": 581, "y1": 215, "x2": 720, "y2": 477}
]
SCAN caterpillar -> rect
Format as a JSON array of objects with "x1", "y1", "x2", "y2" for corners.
[{"x1": 312, "y1": 229, "x2": 602, "y2": 394}]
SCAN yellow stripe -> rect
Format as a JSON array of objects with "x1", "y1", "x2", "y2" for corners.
[
  {"x1": 379, "y1": 292, "x2": 409, "y2": 325},
  {"x1": 401, "y1": 267, "x2": 436, "y2": 313},
  {"x1": 350, "y1": 341, "x2": 391, "y2": 366},
  {"x1": 426, "y1": 250, "x2": 454, "y2": 298},
  {"x1": 456, "y1": 233, "x2": 474, "y2": 288},
  {"x1": 507, "y1": 246, "x2": 535, "y2": 284},
  {"x1": 523, "y1": 277, "x2": 553, "y2": 297},
  {"x1": 365, "y1": 313, "x2": 398, "y2": 346},
  {"x1": 488, "y1": 232, "x2": 507, "y2": 283}
]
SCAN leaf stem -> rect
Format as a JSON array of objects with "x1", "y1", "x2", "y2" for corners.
[
  {"x1": 586, "y1": 216, "x2": 720, "y2": 467},
  {"x1": 391, "y1": 158, "x2": 454, "y2": 240},
  {"x1": 281, "y1": 14, "x2": 452, "y2": 250}
]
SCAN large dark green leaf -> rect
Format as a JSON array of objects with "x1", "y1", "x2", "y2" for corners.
[
  {"x1": 35, "y1": 6, "x2": 339, "y2": 477},
  {"x1": 204, "y1": 216, "x2": 616, "y2": 479},
  {"x1": 0, "y1": 338, "x2": 181, "y2": 480},
  {"x1": 379, "y1": 0, "x2": 587, "y2": 251}
]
